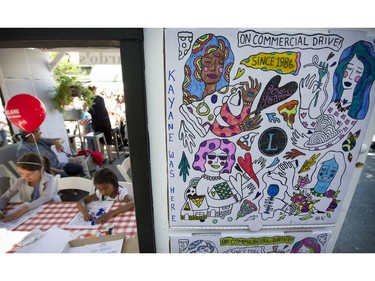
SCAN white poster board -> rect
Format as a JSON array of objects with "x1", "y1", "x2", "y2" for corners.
[
  {"x1": 165, "y1": 28, "x2": 375, "y2": 230},
  {"x1": 170, "y1": 228, "x2": 332, "y2": 253}
]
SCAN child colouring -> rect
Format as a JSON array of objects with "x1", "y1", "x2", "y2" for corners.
[
  {"x1": 0, "y1": 153, "x2": 61, "y2": 222},
  {"x1": 77, "y1": 168, "x2": 134, "y2": 224}
]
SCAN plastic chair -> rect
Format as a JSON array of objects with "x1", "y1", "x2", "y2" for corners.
[
  {"x1": 118, "y1": 181, "x2": 134, "y2": 200},
  {"x1": 8, "y1": 160, "x2": 20, "y2": 176},
  {"x1": 0, "y1": 164, "x2": 20, "y2": 202},
  {"x1": 55, "y1": 174, "x2": 95, "y2": 195},
  {"x1": 111, "y1": 126, "x2": 126, "y2": 158},
  {"x1": 0, "y1": 164, "x2": 18, "y2": 186},
  {"x1": 83, "y1": 132, "x2": 113, "y2": 163},
  {"x1": 116, "y1": 157, "x2": 132, "y2": 183}
]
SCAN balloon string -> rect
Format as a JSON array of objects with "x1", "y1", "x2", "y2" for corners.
[{"x1": 30, "y1": 133, "x2": 43, "y2": 162}]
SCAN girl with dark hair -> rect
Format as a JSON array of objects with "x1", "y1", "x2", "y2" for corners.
[
  {"x1": 0, "y1": 153, "x2": 61, "y2": 222},
  {"x1": 77, "y1": 168, "x2": 134, "y2": 224}
]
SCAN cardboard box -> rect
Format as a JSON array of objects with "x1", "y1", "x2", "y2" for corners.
[{"x1": 62, "y1": 233, "x2": 127, "y2": 253}]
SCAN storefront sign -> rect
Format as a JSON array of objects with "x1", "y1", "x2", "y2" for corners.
[{"x1": 79, "y1": 52, "x2": 121, "y2": 65}]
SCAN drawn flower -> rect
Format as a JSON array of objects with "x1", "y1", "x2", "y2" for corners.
[
  {"x1": 291, "y1": 192, "x2": 307, "y2": 204},
  {"x1": 295, "y1": 175, "x2": 311, "y2": 189},
  {"x1": 291, "y1": 191, "x2": 318, "y2": 215},
  {"x1": 326, "y1": 198, "x2": 339, "y2": 212},
  {"x1": 300, "y1": 202, "x2": 311, "y2": 213},
  {"x1": 325, "y1": 189, "x2": 340, "y2": 199}
]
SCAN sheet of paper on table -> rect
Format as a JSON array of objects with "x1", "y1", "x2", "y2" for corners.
[
  {"x1": 65, "y1": 238, "x2": 124, "y2": 253},
  {"x1": 0, "y1": 205, "x2": 46, "y2": 230},
  {"x1": 15, "y1": 227, "x2": 77, "y2": 253},
  {"x1": 65, "y1": 201, "x2": 114, "y2": 229},
  {"x1": 0, "y1": 229, "x2": 30, "y2": 253}
]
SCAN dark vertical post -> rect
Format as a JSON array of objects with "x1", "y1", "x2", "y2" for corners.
[{"x1": 120, "y1": 32, "x2": 156, "y2": 253}]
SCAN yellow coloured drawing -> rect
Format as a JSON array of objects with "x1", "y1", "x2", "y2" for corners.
[{"x1": 241, "y1": 51, "x2": 301, "y2": 75}]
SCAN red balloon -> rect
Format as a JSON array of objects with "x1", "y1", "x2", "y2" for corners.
[{"x1": 5, "y1": 93, "x2": 46, "y2": 132}]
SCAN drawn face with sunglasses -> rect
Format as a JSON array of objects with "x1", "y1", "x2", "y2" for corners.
[
  {"x1": 204, "y1": 149, "x2": 228, "y2": 174},
  {"x1": 193, "y1": 138, "x2": 236, "y2": 176}
]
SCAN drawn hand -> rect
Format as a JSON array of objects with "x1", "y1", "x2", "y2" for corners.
[
  {"x1": 239, "y1": 112, "x2": 263, "y2": 132},
  {"x1": 299, "y1": 73, "x2": 319, "y2": 108},
  {"x1": 284, "y1": 149, "x2": 305, "y2": 160},
  {"x1": 282, "y1": 203, "x2": 298, "y2": 215},
  {"x1": 269, "y1": 161, "x2": 298, "y2": 186},
  {"x1": 317, "y1": 61, "x2": 328, "y2": 84},
  {"x1": 312, "y1": 61, "x2": 329, "y2": 107},
  {"x1": 240, "y1": 76, "x2": 262, "y2": 105},
  {"x1": 252, "y1": 156, "x2": 266, "y2": 174},
  {"x1": 229, "y1": 173, "x2": 243, "y2": 201},
  {"x1": 178, "y1": 120, "x2": 196, "y2": 154}
]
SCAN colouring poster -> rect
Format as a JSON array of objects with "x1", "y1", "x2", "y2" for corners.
[
  {"x1": 65, "y1": 201, "x2": 114, "y2": 229},
  {"x1": 170, "y1": 228, "x2": 332, "y2": 253},
  {"x1": 165, "y1": 29, "x2": 375, "y2": 229}
]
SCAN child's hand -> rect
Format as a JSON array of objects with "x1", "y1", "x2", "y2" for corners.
[
  {"x1": 95, "y1": 213, "x2": 112, "y2": 224},
  {"x1": 83, "y1": 212, "x2": 93, "y2": 221},
  {"x1": 2, "y1": 206, "x2": 28, "y2": 222}
]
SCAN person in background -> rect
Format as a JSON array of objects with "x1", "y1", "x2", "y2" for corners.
[
  {"x1": 77, "y1": 168, "x2": 134, "y2": 224},
  {"x1": 41, "y1": 155, "x2": 53, "y2": 175},
  {"x1": 115, "y1": 94, "x2": 128, "y2": 147},
  {"x1": 16, "y1": 127, "x2": 84, "y2": 177},
  {"x1": 0, "y1": 104, "x2": 8, "y2": 147},
  {"x1": 80, "y1": 108, "x2": 93, "y2": 135},
  {"x1": 0, "y1": 153, "x2": 61, "y2": 222},
  {"x1": 88, "y1": 86, "x2": 113, "y2": 161}
]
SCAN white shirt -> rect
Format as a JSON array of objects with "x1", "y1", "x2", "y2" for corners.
[{"x1": 95, "y1": 185, "x2": 129, "y2": 202}]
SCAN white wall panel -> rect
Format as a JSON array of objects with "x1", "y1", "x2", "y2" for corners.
[
  {"x1": 0, "y1": 49, "x2": 31, "y2": 79},
  {"x1": 0, "y1": 48, "x2": 69, "y2": 163}
]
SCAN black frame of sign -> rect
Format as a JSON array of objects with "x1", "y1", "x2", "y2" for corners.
[{"x1": 0, "y1": 28, "x2": 155, "y2": 253}]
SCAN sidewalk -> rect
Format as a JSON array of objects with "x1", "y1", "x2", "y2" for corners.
[{"x1": 333, "y1": 150, "x2": 375, "y2": 253}]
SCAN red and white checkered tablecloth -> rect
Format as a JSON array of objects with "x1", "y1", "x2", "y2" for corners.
[
  {"x1": 78, "y1": 119, "x2": 91, "y2": 126},
  {"x1": 5, "y1": 202, "x2": 137, "y2": 239}
]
